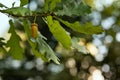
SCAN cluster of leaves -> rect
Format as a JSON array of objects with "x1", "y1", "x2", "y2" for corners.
[
  {"x1": 55, "y1": 0, "x2": 91, "y2": 16},
  {"x1": 0, "y1": 0, "x2": 104, "y2": 64}
]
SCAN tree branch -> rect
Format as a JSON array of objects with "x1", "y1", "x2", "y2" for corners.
[{"x1": 0, "y1": 10, "x2": 55, "y2": 18}]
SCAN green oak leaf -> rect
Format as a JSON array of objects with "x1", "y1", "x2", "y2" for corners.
[
  {"x1": 44, "y1": 0, "x2": 61, "y2": 12},
  {"x1": 0, "y1": 47, "x2": 6, "y2": 54},
  {"x1": 0, "y1": 3, "x2": 8, "y2": 8},
  {"x1": 55, "y1": 1, "x2": 91, "y2": 16},
  {"x1": 22, "y1": 20, "x2": 31, "y2": 38},
  {"x1": 6, "y1": 20, "x2": 24, "y2": 59},
  {"x1": 36, "y1": 32, "x2": 60, "y2": 64},
  {"x1": 47, "y1": 16, "x2": 72, "y2": 49},
  {"x1": 0, "y1": 38, "x2": 7, "y2": 55},
  {"x1": 2, "y1": 7, "x2": 32, "y2": 16},
  {"x1": 20, "y1": 0, "x2": 28, "y2": 6},
  {"x1": 56, "y1": 17, "x2": 104, "y2": 35}
]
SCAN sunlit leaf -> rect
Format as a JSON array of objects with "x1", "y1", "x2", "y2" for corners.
[
  {"x1": 36, "y1": 32, "x2": 60, "y2": 64},
  {"x1": 47, "y1": 16, "x2": 72, "y2": 49},
  {"x1": 2, "y1": 7, "x2": 32, "y2": 16},
  {"x1": 6, "y1": 20, "x2": 24, "y2": 59},
  {"x1": 20, "y1": 0, "x2": 28, "y2": 6},
  {"x1": 56, "y1": 17, "x2": 104, "y2": 34},
  {"x1": 83, "y1": 0, "x2": 95, "y2": 8}
]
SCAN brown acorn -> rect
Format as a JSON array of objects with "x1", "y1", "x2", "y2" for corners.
[{"x1": 31, "y1": 23, "x2": 38, "y2": 38}]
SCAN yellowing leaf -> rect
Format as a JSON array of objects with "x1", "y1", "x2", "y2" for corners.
[
  {"x1": 6, "y1": 20, "x2": 24, "y2": 59},
  {"x1": 47, "y1": 16, "x2": 72, "y2": 49},
  {"x1": 84, "y1": 0, "x2": 95, "y2": 8}
]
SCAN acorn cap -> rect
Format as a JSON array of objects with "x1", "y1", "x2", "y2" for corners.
[{"x1": 31, "y1": 23, "x2": 38, "y2": 26}]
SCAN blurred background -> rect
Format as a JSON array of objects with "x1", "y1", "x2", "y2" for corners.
[{"x1": 0, "y1": 0, "x2": 120, "y2": 80}]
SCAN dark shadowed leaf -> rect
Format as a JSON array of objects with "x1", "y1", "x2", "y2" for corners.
[{"x1": 0, "y1": 3, "x2": 8, "y2": 8}]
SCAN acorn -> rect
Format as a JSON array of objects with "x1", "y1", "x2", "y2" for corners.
[{"x1": 31, "y1": 23, "x2": 38, "y2": 38}]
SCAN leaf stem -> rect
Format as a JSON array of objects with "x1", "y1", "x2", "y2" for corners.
[{"x1": 33, "y1": 15, "x2": 37, "y2": 23}]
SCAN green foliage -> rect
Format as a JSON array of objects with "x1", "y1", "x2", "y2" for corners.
[
  {"x1": 44, "y1": 0, "x2": 61, "y2": 12},
  {"x1": 22, "y1": 20, "x2": 59, "y2": 64},
  {"x1": 2, "y1": 7, "x2": 32, "y2": 16},
  {"x1": 0, "y1": 3, "x2": 8, "y2": 8},
  {"x1": 56, "y1": 17, "x2": 104, "y2": 34},
  {"x1": 20, "y1": 0, "x2": 28, "y2": 6},
  {"x1": 50, "y1": 0, "x2": 61, "y2": 11},
  {"x1": 22, "y1": 20, "x2": 46, "y2": 60},
  {"x1": 47, "y1": 16, "x2": 72, "y2": 49},
  {"x1": 0, "y1": 0, "x2": 105, "y2": 64},
  {"x1": 6, "y1": 20, "x2": 24, "y2": 59},
  {"x1": 0, "y1": 47, "x2": 6, "y2": 54},
  {"x1": 55, "y1": 2, "x2": 91, "y2": 16},
  {"x1": 22, "y1": 20, "x2": 31, "y2": 38},
  {"x1": 0, "y1": 38, "x2": 7, "y2": 54},
  {"x1": 36, "y1": 33, "x2": 59, "y2": 64},
  {"x1": 0, "y1": 38, "x2": 6, "y2": 47}
]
